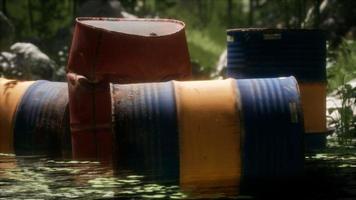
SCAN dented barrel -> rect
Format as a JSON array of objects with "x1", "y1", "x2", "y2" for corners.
[
  {"x1": 112, "y1": 77, "x2": 304, "y2": 186},
  {"x1": 0, "y1": 78, "x2": 34, "y2": 153},
  {"x1": 13, "y1": 81, "x2": 70, "y2": 156},
  {"x1": 67, "y1": 73, "x2": 112, "y2": 160}
]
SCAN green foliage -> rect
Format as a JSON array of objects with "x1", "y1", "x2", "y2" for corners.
[
  {"x1": 328, "y1": 83, "x2": 356, "y2": 145},
  {"x1": 6, "y1": 0, "x2": 73, "y2": 42},
  {"x1": 112, "y1": 0, "x2": 245, "y2": 74},
  {"x1": 327, "y1": 40, "x2": 356, "y2": 92},
  {"x1": 0, "y1": 0, "x2": 355, "y2": 80}
]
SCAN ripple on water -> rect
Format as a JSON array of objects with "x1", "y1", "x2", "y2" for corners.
[
  {"x1": 1, "y1": 147, "x2": 356, "y2": 199},
  {"x1": 0, "y1": 154, "x2": 200, "y2": 199}
]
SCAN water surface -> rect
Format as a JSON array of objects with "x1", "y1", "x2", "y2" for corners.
[{"x1": 1, "y1": 147, "x2": 356, "y2": 199}]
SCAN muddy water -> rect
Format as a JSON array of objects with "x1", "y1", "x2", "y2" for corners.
[{"x1": 0, "y1": 146, "x2": 355, "y2": 199}]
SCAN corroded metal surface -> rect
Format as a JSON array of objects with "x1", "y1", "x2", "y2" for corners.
[
  {"x1": 66, "y1": 17, "x2": 192, "y2": 161},
  {"x1": 112, "y1": 82, "x2": 179, "y2": 180},
  {"x1": 67, "y1": 73, "x2": 112, "y2": 160}
]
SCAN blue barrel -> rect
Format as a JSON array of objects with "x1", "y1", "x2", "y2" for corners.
[
  {"x1": 236, "y1": 77, "x2": 304, "y2": 183},
  {"x1": 226, "y1": 29, "x2": 326, "y2": 82},
  {"x1": 113, "y1": 82, "x2": 179, "y2": 180},
  {"x1": 13, "y1": 81, "x2": 71, "y2": 156}
]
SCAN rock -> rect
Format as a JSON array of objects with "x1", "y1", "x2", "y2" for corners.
[
  {"x1": 212, "y1": 49, "x2": 227, "y2": 79},
  {"x1": 0, "y1": 43, "x2": 55, "y2": 80}
]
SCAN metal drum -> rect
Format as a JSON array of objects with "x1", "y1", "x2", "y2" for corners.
[
  {"x1": 236, "y1": 77, "x2": 303, "y2": 182},
  {"x1": 67, "y1": 17, "x2": 192, "y2": 82},
  {"x1": 226, "y1": 28, "x2": 327, "y2": 149},
  {"x1": 226, "y1": 28, "x2": 326, "y2": 82},
  {"x1": 113, "y1": 82, "x2": 179, "y2": 180},
  {"x1": 0, "y1": 78, "x2": 34, "y2": 153},
  {"x1": 112, "y1": 77, "x2": 304, "y2": 186},
  {"x1": 67, "y1": 73, "x2": 112, "y2": 160},
  {"x1": 13, "y1": 81, "x2": 70, "y2": 156},
  {"x1": 67, "y1": 18, "x2": 192, "y2": 160}
]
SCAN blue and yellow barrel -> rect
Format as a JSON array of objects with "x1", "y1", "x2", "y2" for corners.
[
  {"x1": 1, "y1": 77, "x2": 304, "y2": 186},
  {"x1": 13, "y1": 80, "x2": 70, "y2": 156},
  {"x1": 113, "y1": 77, "x2": 304, "y2": 186},
  {"x1": 0, "y1": 78, "x2": 34, "y2": 153},
  {"x1": 226, "y1": 28, "x2": 327, "y2": 150},
  {"x1": 0, "y1": 79, "x2": 70, "y2": 156}
]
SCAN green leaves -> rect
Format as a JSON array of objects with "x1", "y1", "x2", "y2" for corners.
[{"x1": 328, "y1": 83, "x2": 356, "y2": 145}]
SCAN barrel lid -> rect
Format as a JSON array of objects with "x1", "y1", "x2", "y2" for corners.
[{"x1": 77, "y1": 17, "x2": 185, "y2": 37}]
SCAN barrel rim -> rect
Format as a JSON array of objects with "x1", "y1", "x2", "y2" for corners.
[
  {"x1": 226, "y1": 28, "x2": 326, "y2": 34},
  {"x1": 76, "y1": 17, "x2": 186, "y2": 38}
]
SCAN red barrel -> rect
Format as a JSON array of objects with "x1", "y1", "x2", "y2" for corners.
[
  {"x1": 66, "y1": 18, "x2": 192, "y2": 160},
  {"x1": 67, "y1": 17, "x2": 192, "y2": 82},
  {"x1": 67, "y1": 73, "x2": 112, "y2": 160}
]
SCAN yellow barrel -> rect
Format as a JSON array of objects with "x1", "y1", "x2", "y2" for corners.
[
  {"x1": 0, "y1": 78, "x2": 34, "y2": 153},
  {"x1": 299, "y1": 82, "x2": 327, "y2": 133},
  {"x1": 174, "y1": 79, "x2": 241, "y2": 186}
]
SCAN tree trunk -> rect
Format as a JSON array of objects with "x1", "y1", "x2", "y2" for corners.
[
  {"x1": 283, "y1": 0, "x2": 290, "y2": 28},
  {"x1": 73, "y1": 0, "x2": 77, "y2": 19},
  {"x1": 227, "y1": 0, "x2": 232, "y2": 28},
  {"x1": 314, "y1": 0, "x2": 321, "y2": 28},
  {"x1": 27, "y1": 0, "x2": 34, "y2": 32},
  {"x1": 2, "y1": 0, "x2": 7, "y2": 16},
  {"x1": 249, "y1": 0, "x2": 254, "y2": 26}
]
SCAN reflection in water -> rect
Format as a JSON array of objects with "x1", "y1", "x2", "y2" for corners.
[
  {"x1": 0, "y1": 153, "x2": 236, "y2": 199},
  {"x1": 0, "y1": 155, "x2": 178, "y2": 199},
  {"x1": 1, "y1": 148, "x2": 356, "y2": 199}
]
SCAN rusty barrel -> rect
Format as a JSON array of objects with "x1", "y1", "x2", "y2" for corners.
[
  {"x1": 66, "y1": 18, "x2": 192, "y2": 160},
  {"x1": 67, "y1": 73, "x2": 112, "y2": 160},
  {"x1": 113, "y1": 77, "x2": 304, "y2": 186},
  {"x1": 226, "y1": 28, "x2": 327, "y2": 149},
  {"x1": 67, "y1": 17, "x2": 192, "y2": 82},
  {"x1": 13, "y1": 81, "x2": 70, "y2": 156},
  {"x1": 0, "y1": 78, "x2": 34, "y2": 153}
]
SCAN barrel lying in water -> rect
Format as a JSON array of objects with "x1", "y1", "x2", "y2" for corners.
[
  {"x1": 113, "y1": 77, "x2": 304, "y2": 186},
  {"x1": 0, "y1": 78, "x2": 34, "y2": 153},
  {"x1": 226, "y1": 28, "x2": 327, "y2": 148},
  {"x1": 1, "y1": 77, "x2": 304, "y2": 186},
  {"x1": 13, "y1": 81, "x2": 70, "y2": 156}
]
